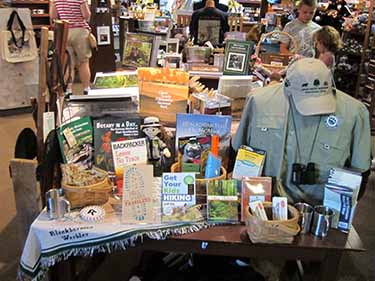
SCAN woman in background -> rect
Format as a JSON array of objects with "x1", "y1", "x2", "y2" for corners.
[
  {"x1": 50, "y1": 0, "x2": 92, "y2": 94},
  {"x1": 313, "y1": 25, "x2": 342, "y2": 71}
]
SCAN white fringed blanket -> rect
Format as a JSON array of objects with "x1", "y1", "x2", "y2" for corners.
[{"x1": 19, "y1": 206, "x2": 207, "y2": 281}]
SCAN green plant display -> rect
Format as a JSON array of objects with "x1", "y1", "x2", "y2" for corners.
[{"x1": 94, "y1": 75, "x2": 138, "y2": 89}]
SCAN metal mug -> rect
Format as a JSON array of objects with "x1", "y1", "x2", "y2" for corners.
[
  {"x1": 311, "y1": 205, "x2": 334, "y2": 238},
  {"x1": 46, "y1": 189, "x2": 71, "y2": 220},
  {"x1": 294, "y1": 202, "x2": 313, "y2": 234}
]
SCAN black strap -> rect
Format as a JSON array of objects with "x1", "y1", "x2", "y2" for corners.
[
  {"x1": 47, "y1": 49, "x2": 72, "y2": 94},
  {"x1": 7, "y1": 10, "x2": 26, "y2": 48}
]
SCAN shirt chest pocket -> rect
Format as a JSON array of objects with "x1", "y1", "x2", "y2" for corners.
[
  {"x1": 251, "y1": 115, "x2": 285, "y2": 154},
  {"x1": 315, "y1": 131, "x2": 351, "y2": 167}
]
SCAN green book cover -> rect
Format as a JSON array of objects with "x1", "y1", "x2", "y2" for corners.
[
  {"x1": 58, "y1": 116, "x2": 94, "y2": 168},
  {"x1": 207, "y1": 179, "x2": 239, "y2": 223},
  {"x1": 223, "y1": 40, "x2": 254, "y2": 75}
]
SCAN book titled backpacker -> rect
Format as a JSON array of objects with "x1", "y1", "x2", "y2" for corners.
[
  {"x1": 93, "y1": 116, "x2": 142, "y2": 173},
  {"x1": 232, "y1": 145, "x2": 266, "y2": 180},
  {"x1": 207, "y1": 179, "x2": 239, "y2": 223},
  {"x1": 111, "y1": 138, "x2": 148, "y2": 194},
  {"x1": 161, "y1": 172, "x2": 202, "y2": 222},
  {"x1": 58, "y1": 116, "x2": 94, "y2": 169},
  {"x1": 223, "y1": 40, "x2": 254, "y2": 75},
  {"x1": 122, "y1": 164, "x2": 160, "y2": 224}
]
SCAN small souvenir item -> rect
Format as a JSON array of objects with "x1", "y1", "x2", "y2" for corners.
[
  {"x1": 141, "y1": 116, "x2": 172, "y2": 176},
  {"x1": 80, "y1": 205, "x2": 106, "y2": 222}
]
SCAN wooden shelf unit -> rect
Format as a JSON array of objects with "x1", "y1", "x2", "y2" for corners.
[{"x1": 12, "y1": 0, "x2": 50, "y2": 30}]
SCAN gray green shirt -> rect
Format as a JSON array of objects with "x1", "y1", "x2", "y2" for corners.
[
  {"x1": 281, "y1": 19, "x2": 321, "y2": 58},
  {"x1": 232, "y1": 83, "x2": 371, "y2": 205}
]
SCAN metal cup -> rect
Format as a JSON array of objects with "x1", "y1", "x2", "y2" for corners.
[
  {"x1": 311, "y1": 205, "x2": 334, "y2": 238},
  {"x1": 46, "y1": 189, "x2": 71, "y2": 220},
  {"x1": 294, "y1": 202, "x2": 313, "y2": 234}
]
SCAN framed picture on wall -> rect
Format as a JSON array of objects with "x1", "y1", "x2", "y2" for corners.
[
  {"x1": 97, "y1": 26, "x2": 111, "y2": 46},
  {"x1": 122, "y1": 32, "x2": 160, "y2": 68},
  {"x1": 197, "y1": 19, "x2": 220, "y2": 46}
]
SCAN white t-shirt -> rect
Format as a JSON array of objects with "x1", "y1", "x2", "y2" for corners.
[{"x1": 281, "y1": 19, "x2": 321, "y2": 58}]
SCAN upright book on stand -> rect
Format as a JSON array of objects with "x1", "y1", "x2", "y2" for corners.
[
  {"x1": 93, "y1": 116, "x2": 142, "y2": 173},
  {"x1": 223, "y1": 40, "x2": 254, "y2": 75},
  {"x1": 176, "y1": 114, "x2": 232, "y2": 168},
  {"x1": 161, "y1": 172, "x2": 202, "y2": 222},
  {"x1": 57, "y1": 116, "x2": 94, "y2": 169}
]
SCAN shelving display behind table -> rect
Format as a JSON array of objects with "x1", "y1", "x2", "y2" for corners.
[{"x1": 11, "y1": 0, "x2": 50, "y2": 30}]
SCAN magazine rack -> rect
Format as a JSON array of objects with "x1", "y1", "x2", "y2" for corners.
[{"x1": 254, "y1": 30, "x2": 298, "y2": 75}]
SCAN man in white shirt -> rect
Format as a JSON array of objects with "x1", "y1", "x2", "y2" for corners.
[{"x1": 280, "y1": 0, "x2": 321, "y2": 58}]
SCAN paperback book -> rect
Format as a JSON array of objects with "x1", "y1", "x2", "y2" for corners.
[
  {"x1": 93, "y1": 116, "x2": 142, "y2": 173},
  {"x1": 122, "y1": 164, "x2": 160, "y2": 224},
  {"x1": 207, "y1": 179, "x2": 239, "y2": 223},
  {"x1": 58, "y1": 116, "x2": 94, "y2": 169},
  {"x1": 175, "y1": 114, "x2": 232, "y2": 168},
  {"x1": 111, "y1": 138, "x2": 148, "y2": 193},
  {"x1": 241, "y1": 177, "x2": 272, "y2": 221},
  {"x1": 232, "y1": 145, "x2": 266, "y2": 180},
  {"x1": 161, "y1": 172, "x2": 202, "y2": 222},
  {"x1": 223, "y1": 40, "x2": 254, "y2": 75}
]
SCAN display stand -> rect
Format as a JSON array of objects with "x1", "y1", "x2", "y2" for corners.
[
  {"x1": 89, "y1": 0, "x2": 116, "y2": 81},
  {"x1": 119, "y1": 17, "x2": 138, "y2": 61}
]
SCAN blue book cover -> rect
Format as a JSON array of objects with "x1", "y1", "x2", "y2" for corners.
[{"x1": 176, "y1": 114, "x2": 232, "y2": 168}]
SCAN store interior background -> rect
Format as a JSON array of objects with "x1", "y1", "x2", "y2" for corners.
[{"x1": 1, "y1": 0, "x2": 375, "y2": 279}]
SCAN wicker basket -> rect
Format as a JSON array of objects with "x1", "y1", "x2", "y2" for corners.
[
  {"x1": 245, "y1": 202, "x2": 300, "y2": 244},
  {"x1": 62, "y1": 169, "x2": 113, "y2": 209},
  {"x1": 170, "y1": 162, "x2": 227, "y2": 205},
  {"x1": 254, "y1": 30, "x2": 298, "y2": 75}
]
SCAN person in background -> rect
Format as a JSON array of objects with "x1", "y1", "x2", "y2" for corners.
[
  {"x1": 280, "y1": 0, "x2": 321, "y2": 58},
  {"x1": 50, "y1": 0, "x2": 92, "y2": 95},
  {"x1": 313, "y1": 25, "x2": 342, "y2": 71},
  {"x1": 189, "y1": 0, "x2": 229, "y2": 47}
]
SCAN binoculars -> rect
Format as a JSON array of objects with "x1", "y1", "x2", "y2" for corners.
[{"x1": 291, "y1": 162, "x2": 317, "y2": 185}]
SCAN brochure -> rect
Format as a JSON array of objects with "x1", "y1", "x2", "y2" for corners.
[
  {"x1": 232, "y1": 145, "x2": 266, "y2": 180},
  {"x1": 323, "y1": 167, "x2": 362, "y2": 232}
]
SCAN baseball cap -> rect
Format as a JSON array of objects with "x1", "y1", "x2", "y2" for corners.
[{"x1": 283, "y1": 58, "x2": 336, "y2": 116}]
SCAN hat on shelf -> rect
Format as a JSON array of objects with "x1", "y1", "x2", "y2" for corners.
[
  {"x1": 142, "y1": 116, "x2": 161, "y2": 128},
  {"x1": 283, "y1": 58, "x2": 336, "y2": 116}
]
